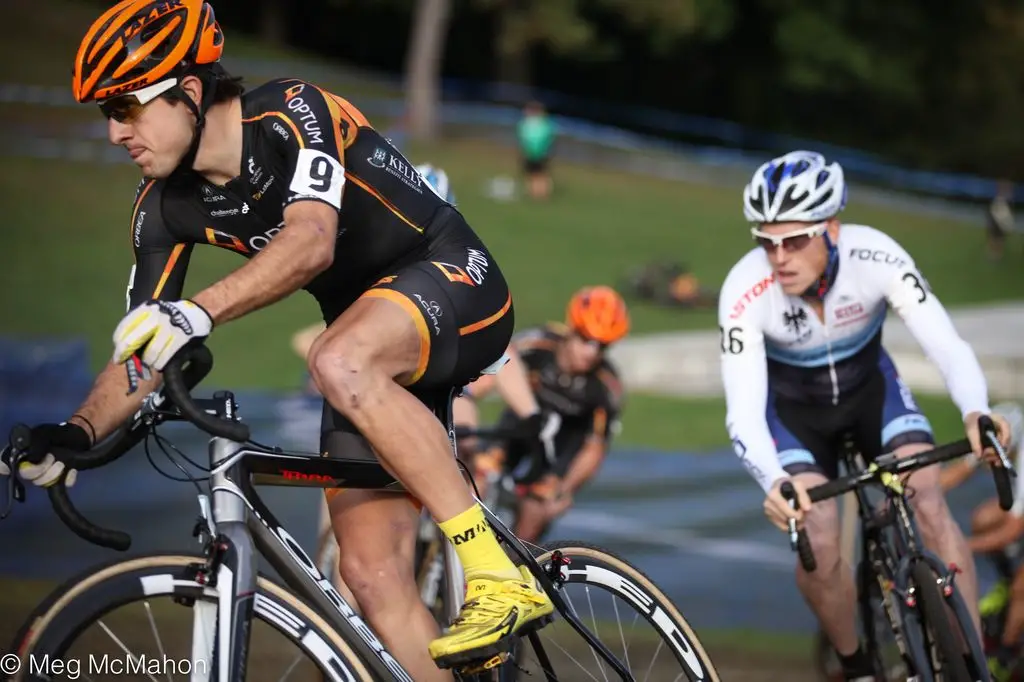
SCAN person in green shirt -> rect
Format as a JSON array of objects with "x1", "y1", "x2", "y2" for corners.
[{"x1": 517, "y1": 100, "x2": 556, "y2": 199}]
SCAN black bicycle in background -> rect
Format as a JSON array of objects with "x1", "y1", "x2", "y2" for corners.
[
  {"x1": 782, "y1": 418, "x2": 1014, "y2": 682},
  {"x1": 2, "y1": 344, "x2": 722, "y2": 682}
]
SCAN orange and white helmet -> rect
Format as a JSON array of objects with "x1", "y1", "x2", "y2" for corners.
[
  {"x1": 566, "y1": 286, "x2": 630, "y2": 345},
  {"x1": 73, "y1": 0, "x2": 224, "y2": 104}
]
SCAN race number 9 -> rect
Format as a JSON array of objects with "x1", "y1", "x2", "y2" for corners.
[{"x1": 289, "y1": 148, "x2": 345, "y2": 209}]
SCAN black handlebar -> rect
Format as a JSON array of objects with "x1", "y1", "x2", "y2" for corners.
[
  {"x1": 163, "y1": 345, "x2": 250, "y2": 443},
  {"x1": 781, "y1": 417, "x2": 1015, "y2": 573},
  {"x1": 4, "y1": 344, "x2": 246, "y2": 551}
]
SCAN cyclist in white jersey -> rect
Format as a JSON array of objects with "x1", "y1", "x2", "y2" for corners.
[{"x1": 719, "y1": 149, "x2": 1012, "y2": 681}]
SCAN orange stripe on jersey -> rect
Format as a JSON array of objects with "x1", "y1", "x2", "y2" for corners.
[
  {"x1": 460, "y1": 293, "x2": 512, "y2": 336},
  {"x1": 315, "y1": 87, "x2": 365, "y2": 151},
  {"x1": 151, "y1": 243, "x2": 186, "y2": 298},
  {"x1": 360, "y1": 289, "x2": 431, "y2": 384},
  {"x1": 344, "y1": 173, "x2": 424, "y2": 233},
  {"x1": 129, "y1": 179, "x2": 155, "y2": 246},
  {"x1": 242, "y1": 112, "x2": 304, "y2": 148},
  {"x1": 321, "y1": 97, "x2": 347, "y2": 160}
]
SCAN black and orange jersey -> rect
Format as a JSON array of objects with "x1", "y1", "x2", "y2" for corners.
[
  {"x1": 511, "y1": 323, "x2": 624, "y2": 445},
  {"x1": 124, "y1": 78, "x2": 459, "y2": 321}
]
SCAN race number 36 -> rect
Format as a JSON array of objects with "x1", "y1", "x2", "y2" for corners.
[{"x1": 289, "y1": 148, "x2": 345, "y2": 209}]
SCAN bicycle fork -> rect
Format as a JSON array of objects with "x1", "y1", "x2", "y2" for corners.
[{"x1": 185, "y1": 449, "x2": 258, "y2": 682}]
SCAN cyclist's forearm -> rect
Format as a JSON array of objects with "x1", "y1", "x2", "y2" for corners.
[
  {"x1": 71, "y1": 362, "x2": 159, "y2": 443},
  {"x1": 562, "y1": 440, "x2": 604, "y2": 494},
  {"x1": 193, "y1": 219, "x2": 335, "y2": 325},
  {"x1": 495, "y1": 350, "x2": 540, "y2": 418}
]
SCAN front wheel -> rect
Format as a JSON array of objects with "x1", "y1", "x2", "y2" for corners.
[
  {"x1": 510, "y1": 541, "x2": 722, "y2": 682},
  {"x1": 8, "y1": 554, "x2": 373, "y2": 682},
  {"x1": 909, "y1": 560, "x2": 978, "y2": 682}
]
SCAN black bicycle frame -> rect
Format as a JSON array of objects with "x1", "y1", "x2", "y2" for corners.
[
  {"x1": 839, "y1": 446, "x2": 987, "y2": 679},
  {"x1": 842, "y1": 446, "x2": 921, "y2": 674},
  {"x1": 201, "y1": 399, "x2": 636, "y2": 681}
]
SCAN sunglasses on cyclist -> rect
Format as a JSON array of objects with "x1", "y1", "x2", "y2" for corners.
[
  {"x1": 572, "y1": 331, "x2": 609, "y2": 352},
  {"x1": 99, "y1": 78, "x2": 179, "y2": 123},
  {"x1": 750, "y1": 222, "x2": 827, "y2": 253}
]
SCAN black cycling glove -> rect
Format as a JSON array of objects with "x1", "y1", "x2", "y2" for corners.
[{"x1": 14, "y1": 422, "x2": 92, "y2": 488}]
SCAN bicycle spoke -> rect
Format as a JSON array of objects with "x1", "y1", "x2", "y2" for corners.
[
  {"x1": 642, "y1": 637, "x2": 665, "y2": 682},
  {"x1": 96, "y1": 620, "x2": 162, "y2": 682},
  {"x1": 611, "y1": 595, "x2": 631, "y2": 673},
  {"x1": 584, "y1": 585, "x2": 611, "y2": 682},
  {"x1": 534, "y1": 631, "x2": 605, "y2": 682},
  {"x1": 142, "y1": 601, "x2": 175, "y2": 682},
  {"x1": 277, "y1": 653, "x2": 304, "y2": 681}
]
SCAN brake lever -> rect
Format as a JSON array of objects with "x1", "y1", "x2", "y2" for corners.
[
  {"x1": 0, "y1": 446, "x2": 27, "y2": 520},
  {"x1": 984, "y1": 428, "x2": 1015, "y2": 475}
]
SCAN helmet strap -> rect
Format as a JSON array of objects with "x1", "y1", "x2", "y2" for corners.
[
  {"x1": 169, "y1": 71, "x2": 218, "y2": 180},
  {"x1": 802, "y1": 230, "x2": 840, "y2": 300}
]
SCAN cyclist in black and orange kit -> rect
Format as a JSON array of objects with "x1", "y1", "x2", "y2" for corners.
[
  {"x1": 0, "y1": 1, "x2": 553, "y2": 677},
  {"x1": 463, "y1": 286, "x2": 630, "y2": 543}
]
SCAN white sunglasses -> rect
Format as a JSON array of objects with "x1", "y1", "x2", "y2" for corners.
[
  {"x1": 750, "y1": 222, "x2": 827, "y2": 252},
  {"x1": 99, "y1": 78, "x2": 179, "y2": 122}
]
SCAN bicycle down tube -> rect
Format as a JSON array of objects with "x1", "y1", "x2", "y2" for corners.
[{"x1": 206, "y1": 435, "x2": 417, "y2": 682}]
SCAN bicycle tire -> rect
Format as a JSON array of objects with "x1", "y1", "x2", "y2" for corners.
[
  {"x1": 8, "y1": 554, "x2": 374, "y2": 682},
  {"x1": 910, "y1": 560, "x2": 973, "y2": 682},
  {"x1": 518, "y1": 541, "x2": 722, "y2": 682}
]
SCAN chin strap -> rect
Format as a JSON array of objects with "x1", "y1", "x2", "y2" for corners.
[
  {"x1": 802, "y1": 231, "x2": 840, "y2": 300},
  {"x1": 169, "y1": 71, "x2": 220, "y2": 180}
]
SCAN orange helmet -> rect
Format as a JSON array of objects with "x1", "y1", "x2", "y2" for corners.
[
  {"x1": 566, "y1": 286, "x2": 630, "y2": 345},
  {"x1": 73, "y1": 0, "x2": 224, "y2": 104}
]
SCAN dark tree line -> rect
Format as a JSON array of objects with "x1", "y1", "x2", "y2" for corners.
[{"x1": 118, "y1": 0, "x2": 1024, "y2": 179}]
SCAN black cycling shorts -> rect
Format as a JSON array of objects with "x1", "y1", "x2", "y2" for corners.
[
  {"x1": 320, "y1": 210, "x2": 514, "y2": 462},
  {"x1": 769, "y1": 353, "x2": 934, "y2": 480},
  {"x1": 522, "y1": 157, "x2": 549, "y2": 175}
]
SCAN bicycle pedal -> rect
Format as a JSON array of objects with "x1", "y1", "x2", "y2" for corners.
[{"x1": 457, "y1": 652, "x2": 509, "y2": 675}]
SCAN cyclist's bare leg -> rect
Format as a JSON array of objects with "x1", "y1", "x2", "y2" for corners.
[
  {"x1": 515, "y1": 474, "x2": 561, "y2": 543},
  {"x1": 792, "y1": 471, "x2": 862, "y2": 657},
  {"x1": 896, "y1": 442, "x2": 981, "y2": 634},
  {"x1": 318, "y1": 493, "x2": 358, "y2": 606},
  {"x1": 1002, "y1": 565, "x2": 1024, "y2": 646},
  {"x1": 972, "y1": 497, "x2": 1008, "y2": 536},
  {"x1": 515, "y1": 495, "x2": 548, "y2": 544},
  {"x1": 309, "y1": 297, "x2": 484, "y2": 528},
  {"x1": 308, "y1": 297, "x2": 521, "y2": 579},
  {"x1": 328, "y1": 488, "x2": 453, "y2": 682}
]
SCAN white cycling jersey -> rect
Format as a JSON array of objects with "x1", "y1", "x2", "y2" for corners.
[{"x1": 719, "y1": 224, "x2": 991, "y2": 491}]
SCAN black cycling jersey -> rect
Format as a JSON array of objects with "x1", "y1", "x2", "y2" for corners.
[
  {"x1": 122, "y1": 77, "x2": 515, "y2": 459},
  {"x1": 490, "y1": 324, "x2": 623, "y2": 479},
  {"x1": 126, "y1": 78, "x2": 488, "y2": 322}
]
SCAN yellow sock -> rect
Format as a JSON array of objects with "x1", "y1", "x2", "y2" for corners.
[{"x1": 439, "y1": 503, "x2": 519, "y2": 581}]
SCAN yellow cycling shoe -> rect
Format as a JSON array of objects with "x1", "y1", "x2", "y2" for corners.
[{"x1": 429, "y1": 565, "x2": 554, "y2": 668}]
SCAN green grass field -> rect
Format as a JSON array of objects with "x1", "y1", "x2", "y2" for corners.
[{"x1": 2, "y1": 0, "x2": 1020, "y2": 454}]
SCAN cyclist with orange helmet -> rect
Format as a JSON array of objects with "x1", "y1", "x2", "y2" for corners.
[
  {"x1": 5, "y1": 1, "x2": 556, "y2": 677},
  {"x1": 465, "y1": 285, "x2": 630, "y2": 543}
]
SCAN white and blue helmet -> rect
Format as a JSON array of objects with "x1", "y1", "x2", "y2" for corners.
[
  {"x1": 416, "y1": 163, "x2": 455, "y2": 204},
  {"x1": 742, "y1": 150, "x2": 847, "y2": 224}
]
